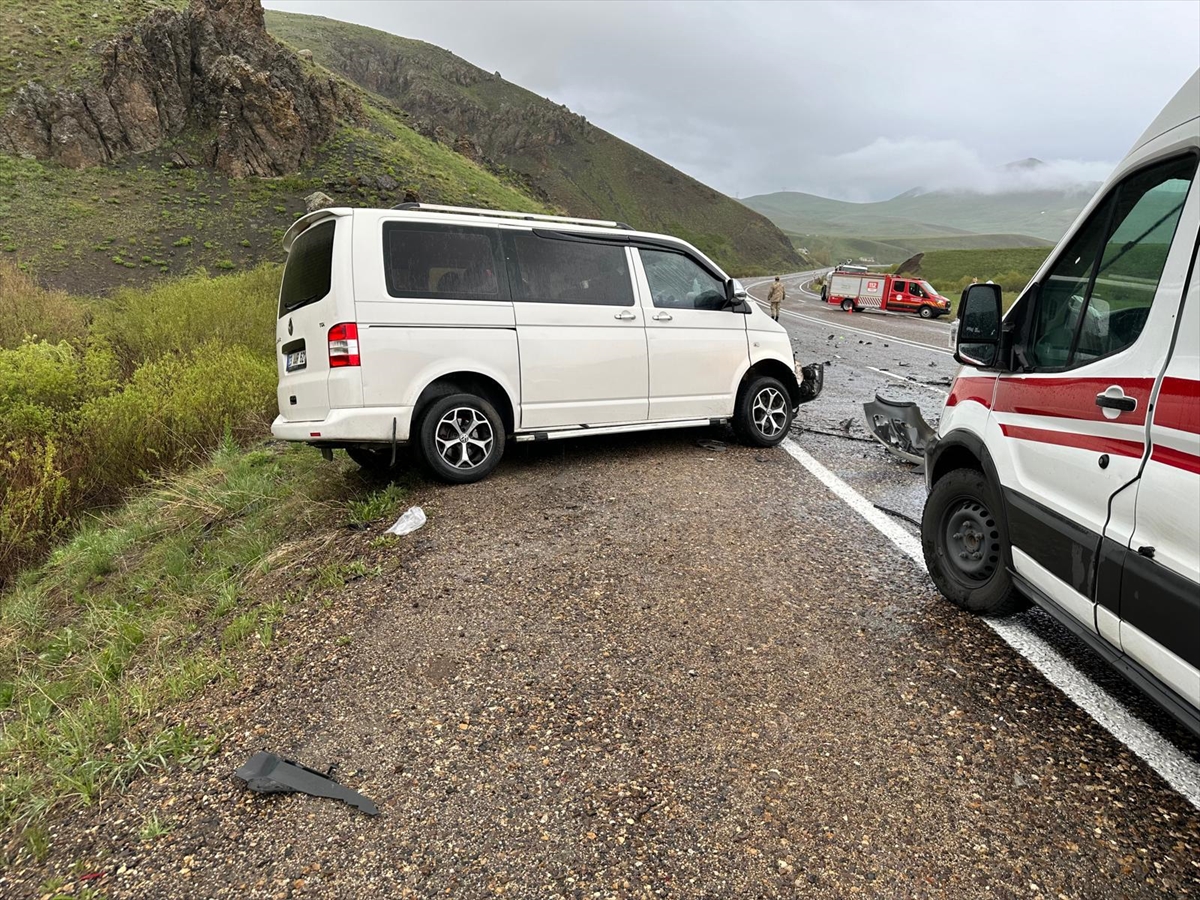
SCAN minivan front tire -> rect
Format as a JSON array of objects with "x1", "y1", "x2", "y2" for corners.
[
  {"x1": 921, "y1": 467, "x2": 1025, "y2": 616},
  {"x1": 417, "y1": 393, "x2": 506, "y2": 484},
  {"x1": 733, "y1": 375, "x2": 794, "y2": 447}
]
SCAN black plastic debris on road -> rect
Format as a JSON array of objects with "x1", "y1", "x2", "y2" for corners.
[
  {"x1": 863, "y1": 394, "x2": 937, "y2": 468},
  {"x1": 233, "y1": 751, "x2": 380, "y2": 816}
]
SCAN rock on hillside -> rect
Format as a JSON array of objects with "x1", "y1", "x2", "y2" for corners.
[{"x1": 0, "y1": 0, "x2": 362, "y2": 177}]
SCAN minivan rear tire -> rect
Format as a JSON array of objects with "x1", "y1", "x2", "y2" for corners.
[
  {"x1": 416, "y1": 393, "x2": 506, "y2": 484},
  {"x1": 921, "y1": 467, "x2": 1025, "y2": 616},
  {"x1": 733, "y1": 375, "x2": 794, "y2": 447}
]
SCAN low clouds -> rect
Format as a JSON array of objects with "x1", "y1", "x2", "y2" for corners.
[
  {"x1": 264, "y1": 0, "x2": 1200, "y2": 201},
  {"x1": 807, "y1": 138, "x2": 1116, "y2": 201}
]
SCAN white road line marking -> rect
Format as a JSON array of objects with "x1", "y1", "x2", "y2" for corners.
[
  {"x1": 780, "y1": 437, "x2": 1200, "y2": 811},
  {"x1": 866, "y1": 365, "x2": 951, "y2": 397},
  {"x1": 784, "y1": 309, "x2": 954, "y2": 356}
]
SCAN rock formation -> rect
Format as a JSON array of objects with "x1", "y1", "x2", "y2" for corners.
[{"x1": 0, "y1": 0, "x2": 362, "y2": 177}]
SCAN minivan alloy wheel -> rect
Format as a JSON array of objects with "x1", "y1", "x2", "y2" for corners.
[
  {"x1": 752, "y1": 387, "x2": 788, "y2": 438},
  {"x1": 435, "y1": 407, "x2": 494, "y2": 469}
]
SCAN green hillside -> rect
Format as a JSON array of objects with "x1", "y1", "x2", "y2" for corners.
[
  {"x1": 794, "y1": 232, "x2": 1053, "y2": 267},
  {"x1": 264, "y1": 10, "x2": 804, "y2": 275},
  {"x1": 745, "y1": 185, "x2": 1095, "y2": 243},
  {"x1": 893, "y1": 246, "x2": 1053, "y2": 302}
]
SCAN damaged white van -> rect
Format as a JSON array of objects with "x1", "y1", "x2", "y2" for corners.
[
  {"x1": 924, "y1": 71, "x2": 1200, "y2": 733},
  {"x1": 271, "y1": 204, "x2": 822, "y2": 483}
]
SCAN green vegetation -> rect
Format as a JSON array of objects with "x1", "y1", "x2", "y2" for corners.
[
  {"x1": 0, "y1": 0, "x2": 186, "y2": 101},
  {"x1": 265, "y1": 9, "x2": 800, "y2": 275},
  {"x1": 0, "y1": 261, "x2": 281, "y2": 585},
  {"x1": 891, "y1": 246, "x2": 1052, "y2": 307},
  {"x1": 0, "y1": 437, "x2": 403, "y2": 854},
  {"x1": 744, "y1": 186, "x2": 1095, "y2": 244},
  {"x1": 794, "y1": 232, "x2": 1053, "y2": 268}
]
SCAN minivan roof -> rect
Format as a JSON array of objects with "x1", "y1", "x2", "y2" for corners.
[{"x1": 1131, "y1": 69, "x2": 1200, "y2": 153}]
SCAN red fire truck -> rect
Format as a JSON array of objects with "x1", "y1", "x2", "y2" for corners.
[{"x1": 826, "y1": 272, "x2": 950, "y2": 318}]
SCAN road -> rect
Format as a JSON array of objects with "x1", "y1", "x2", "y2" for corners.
[
  {"x1": 745, "y1": 269, "x2": 1200, "y2": 809},
  {"x1": 5, "y1": 272, "x2": 1198, "y2": 899}
]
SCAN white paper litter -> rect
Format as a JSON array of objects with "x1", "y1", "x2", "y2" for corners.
[{"x1": 385, "y1": 506, "x2": 426, "y2": 536}]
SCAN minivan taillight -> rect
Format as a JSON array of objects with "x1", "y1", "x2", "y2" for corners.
[{"x1": 328, "y1": 323, "x2": 360, "y2": 367}]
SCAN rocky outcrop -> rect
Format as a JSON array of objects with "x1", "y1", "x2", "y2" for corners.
[{"x1": 0, "y1": 0, "x2": 362, "y2": 177}]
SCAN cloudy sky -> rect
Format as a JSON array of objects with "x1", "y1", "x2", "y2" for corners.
[{"x1": 264, "y1": 0, "x2": 1199, "y2": 202}]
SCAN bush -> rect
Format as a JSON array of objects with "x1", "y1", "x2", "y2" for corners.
[
  {"x1": 97, "y1": 265, "x2": 280, "y2": 371},
  {"x1": 0, "y1": 265, "x2": 282, "y2": 587},
  {"x1": 0, "y1": 262, "x2": 89, "y2": 350}
]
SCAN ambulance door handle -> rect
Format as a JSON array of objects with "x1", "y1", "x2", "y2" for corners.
[{"x1": 1095, "y1": 387, "x2": 1136, "y2": 413}]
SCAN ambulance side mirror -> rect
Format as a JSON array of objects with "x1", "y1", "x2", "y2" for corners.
[{"x1": 956, "y1": 284, "x2": 1003, "y2": 369}]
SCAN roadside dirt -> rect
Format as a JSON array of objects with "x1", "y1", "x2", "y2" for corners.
[{"x1": 6, "y1": 432, "x2": 1197, "y2": 899}]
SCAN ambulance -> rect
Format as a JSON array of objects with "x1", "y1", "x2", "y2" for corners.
[{"x1": 922, "y1": 71, "x2": 1200, "y2": 733}]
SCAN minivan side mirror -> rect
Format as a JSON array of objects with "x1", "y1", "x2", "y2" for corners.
[
  {"x1": 956, "y1": 283, "x2": 1003, "y2": 368},
  {"x1": 725, "y1": 278, "x2": 751, "y2": 313}
]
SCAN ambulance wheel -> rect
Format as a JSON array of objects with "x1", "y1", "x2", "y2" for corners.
[
  {"x1": 841, "y1": 298, "x2": 854, "y2": 312},
  {"x1": 919, "y1": 305, "x2": 934, "y2": 319},
  {"x1": 921, "y1": 468, "x2": 1025, "y2": 616}
]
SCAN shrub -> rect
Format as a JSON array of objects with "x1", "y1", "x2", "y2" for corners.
[
  {"x1": 0, "y1": 262, "x2": 88, "y2": 350},
  {"x1": 97, "y1": 264, "x2": 280, "y2": 371}
]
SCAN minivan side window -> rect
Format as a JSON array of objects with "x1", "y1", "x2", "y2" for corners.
[
  {"x1": 1028, "y1": 154, "x2": 1196, "y2": 369},
  {"x1": 383, "y1": 222, "x2": 505, "y2": 300},
  {"x1": 505, "y1": 232, "x2": 634, "y2": 306},
  {"x1": 280, "y1": 220, "x2": 335, "y2": 316},
  {"x1": 640, "y1": 249, "x2": 726, "y2": 310}
]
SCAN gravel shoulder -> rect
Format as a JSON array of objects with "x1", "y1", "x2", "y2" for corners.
[{"x1": 5, "y1": 432, "x2": 1197, "y2": 899}]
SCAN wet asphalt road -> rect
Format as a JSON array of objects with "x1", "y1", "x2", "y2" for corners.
[{"x1": 746, "y1": 271, "x2": 1200, "y2": 798}]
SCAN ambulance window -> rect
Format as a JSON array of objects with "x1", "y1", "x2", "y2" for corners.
[
  {"x1": 1028, "y1": 154, "x2": 1196, "y2": 369},
  {"x1": 893, "y1": 281, "x2": 906, "y2": 292}
]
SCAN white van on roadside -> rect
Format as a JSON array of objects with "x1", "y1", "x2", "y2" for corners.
[
  {"x1": 924, "y1": 71, "x2": 1200, "y2": 734},
  {"x1": 271, "y1": 204, "x2": 822, "y2": 483}
]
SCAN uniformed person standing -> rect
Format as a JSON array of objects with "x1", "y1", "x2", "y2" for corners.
[{"x1": 767, "y1": 276, "x2": 785, "y2": 321}]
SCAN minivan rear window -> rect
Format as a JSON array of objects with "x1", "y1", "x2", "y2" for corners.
[
  {"x1": 383, "y1": 222, "x2": 505, "y2": 300},
  {"x1": 279, "y1": 220, "x2": 335, "y2": 317},
  {"x1": 505, "y1": 232, "x2": 634, "y2": 306}
]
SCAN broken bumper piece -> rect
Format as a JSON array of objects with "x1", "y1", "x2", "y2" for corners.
[
  {"x1": 863, "y1": 393, "x2": 937, "y2": 467},
  {"x1": 234, "y1": 751, "x2": 379, "y2": 816},
  {"x1": 796, "y1": 362, "x2": 824, "y2": 407}
]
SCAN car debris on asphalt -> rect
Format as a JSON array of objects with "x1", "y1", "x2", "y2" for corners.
[
  {"x1": 233, "y1": 751, "x2": 380, "y2": 816},
  {"x1": 862, "y1": 393, "x2": 938, "y2": 468}
]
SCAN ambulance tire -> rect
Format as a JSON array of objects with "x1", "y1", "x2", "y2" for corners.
[{"x1": 921, "y1": 468, "x2": 1026, "y2": 616}]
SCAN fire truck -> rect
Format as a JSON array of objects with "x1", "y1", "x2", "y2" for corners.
[{"x1": 826, "y1": 272, "x2": 950, "y2": 318}]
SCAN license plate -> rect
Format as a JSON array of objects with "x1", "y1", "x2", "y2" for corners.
[{"x1": 286, "y1": 350, "x2": 307, "y2": 372}]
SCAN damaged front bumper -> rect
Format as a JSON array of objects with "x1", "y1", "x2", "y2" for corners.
[
  {"x1": 862, "y1": 393, "x2": 937, "y2": 468},
  {"x1": 795, "y1": 362, "x2": 824, "y2": 408}
]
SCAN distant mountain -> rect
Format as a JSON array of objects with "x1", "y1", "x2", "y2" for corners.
[{"x1": 743, "y1": 182, "x2": 1099, "y2": 244}]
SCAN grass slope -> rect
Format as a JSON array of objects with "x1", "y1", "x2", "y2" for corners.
[
  {"x1": 0, "y1": 0, "x2": 186, "y2": 102},
  {"x1": 264, "y1": 10, "x2": 804, "y2": 275},
  {"x1": 746, "y1": 185, "x2": 1094, "y2": 244},
  {"x1": 892, "y1": 246, "x2": 1052, "y2": 302},
  {"x1": 0, "y1": 437, "x2": 412, "y2": 858},
  {"x1": 796, "y1": 232, "x2": 1054, "y2": 267}
]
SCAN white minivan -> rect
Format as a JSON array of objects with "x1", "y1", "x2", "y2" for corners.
[
  {"x1": 923, "y1": 71, "x2": 1200, "y2": 734},
  {"x1": 271, "y1": 204, "x2": 822, "y2": 483}
]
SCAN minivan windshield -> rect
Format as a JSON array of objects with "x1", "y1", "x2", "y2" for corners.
[{"x1": 279, "y1": 221, "x2": 335, "y2": 316}]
